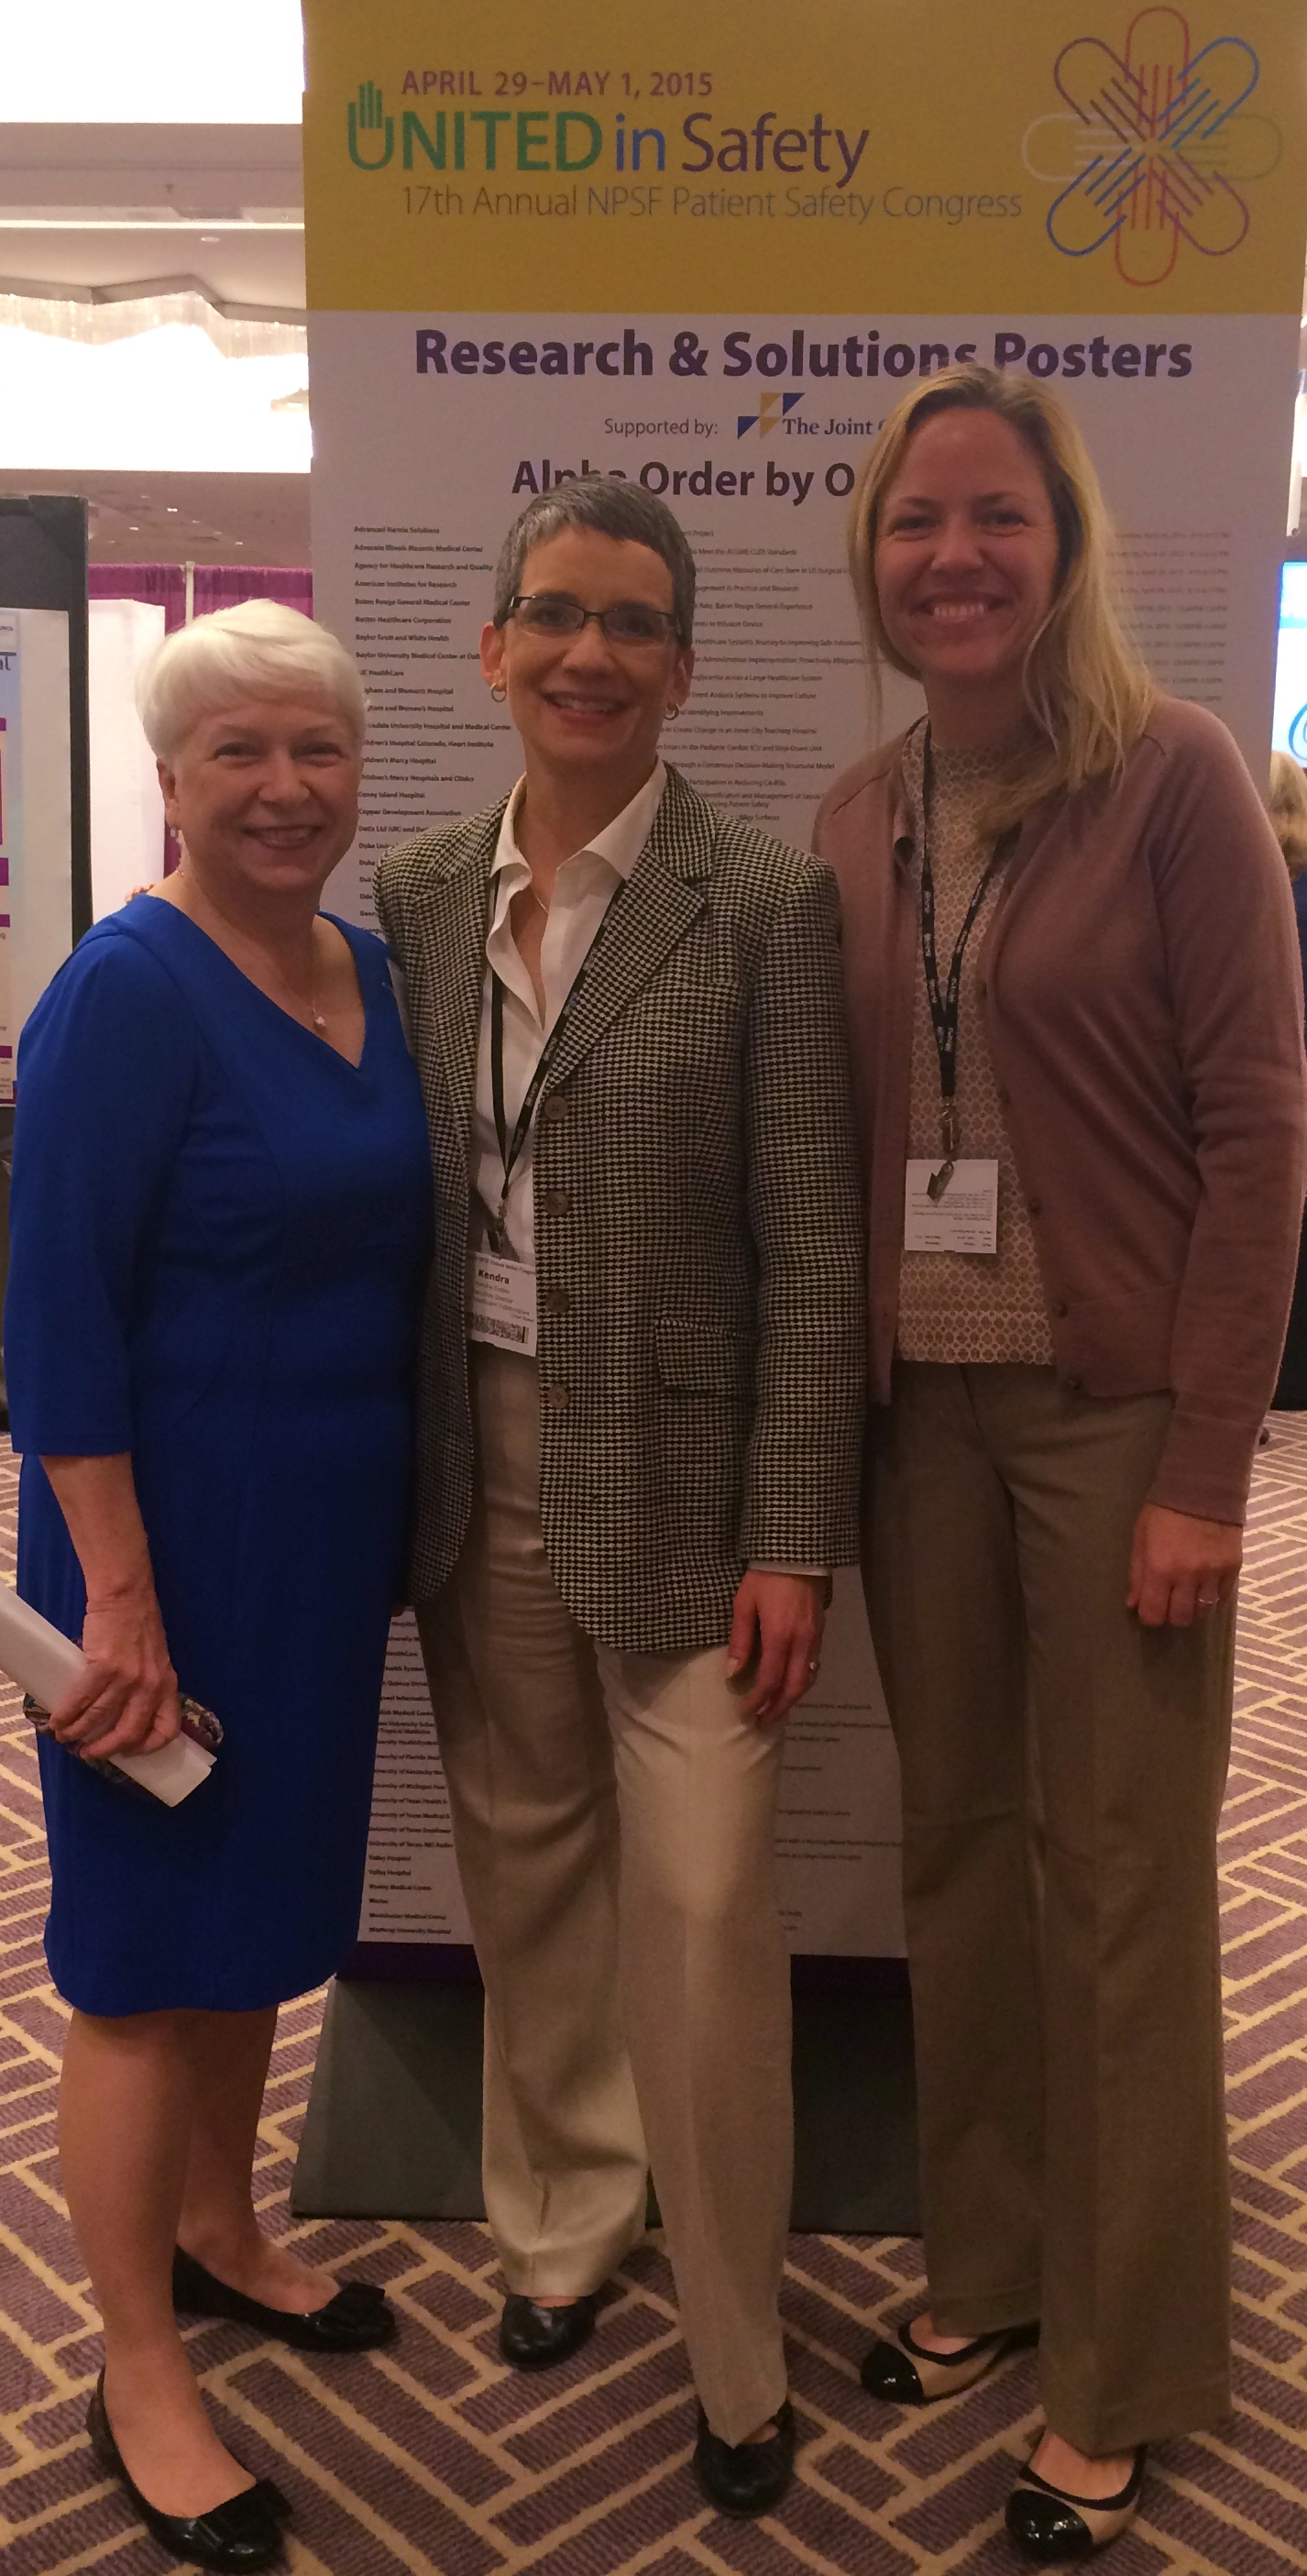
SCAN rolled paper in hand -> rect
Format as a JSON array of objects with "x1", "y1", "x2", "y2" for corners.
[{"x1": 0, "y1": 1585, "x2": 218, "y2": 1806}]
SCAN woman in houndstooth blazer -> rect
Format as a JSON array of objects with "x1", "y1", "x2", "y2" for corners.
[{"x1": 377, "y1": 479, "x2": 864, "y2": 2519}]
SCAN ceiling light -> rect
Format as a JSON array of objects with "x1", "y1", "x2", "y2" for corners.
[
  {"x1": 0, "y1": 217, "x2": 302, "y2": 232},
  {"x1": 0, "y1": 321, "x2": 311, "y2": 470},
  {"x1": 5, "y1": 6, "x2": 304, "y2": 123}
]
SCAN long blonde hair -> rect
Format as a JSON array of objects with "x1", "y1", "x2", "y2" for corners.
[
  {"x1": 1269, "y1": 749, "x2": 1307, "y2": 879},
  {"x1": 849, "y1": 364, "x2": 1154, "y2": 831}
]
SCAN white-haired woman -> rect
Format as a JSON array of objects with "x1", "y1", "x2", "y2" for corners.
[
  {"x1": 816, "y1": 369, "x2": 1305, "y2": 2557},
  {"x1": 5, "y1": 602, "x2": 432, "y2": 2570}
]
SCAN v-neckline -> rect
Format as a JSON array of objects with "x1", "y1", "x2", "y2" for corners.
[{"x1": 137, "y1": 898, "x2": 372, "y2": 1073}]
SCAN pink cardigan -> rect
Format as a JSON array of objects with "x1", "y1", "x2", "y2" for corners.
[{"x1": 815, "y1": 696, "x2": 1307, "y2": 1525}]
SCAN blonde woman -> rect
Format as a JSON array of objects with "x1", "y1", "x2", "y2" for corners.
[
  {"x1": 1269, "y1": 745, "x2": 1307, "y2": 878},
  {"x1": 816, "y1": 366, "x2": 1306, "y2": 2559}
]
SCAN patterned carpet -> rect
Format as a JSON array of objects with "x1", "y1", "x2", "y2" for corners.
[{"x1": 1, "y1": 1430, "x2": 1306, "y2": 2575}]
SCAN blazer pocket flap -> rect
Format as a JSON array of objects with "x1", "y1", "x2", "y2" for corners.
[{"x1": 655, "y1": 1318, "x2": 744, "y2": 1394}]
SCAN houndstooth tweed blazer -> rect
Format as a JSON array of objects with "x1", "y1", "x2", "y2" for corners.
[{"x1": 376, "y1": 763, "x2": 866, "y2": 1653}]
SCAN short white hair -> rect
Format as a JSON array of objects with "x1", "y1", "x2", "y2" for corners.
[{"x1": 136, "y1": 600, "x2": 367, "y2": 763}]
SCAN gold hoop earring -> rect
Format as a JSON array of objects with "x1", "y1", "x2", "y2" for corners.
[{"x1": 489, "y1": 684, "x2": 507, "y2": 703}]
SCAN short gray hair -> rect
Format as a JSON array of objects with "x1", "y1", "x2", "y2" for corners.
[
  {"x1": 492, "y1": 479, "x2": 696, "y2": 644},
  {"x1": 137, "y1": 600, "x2": 367, "y2": 764}
]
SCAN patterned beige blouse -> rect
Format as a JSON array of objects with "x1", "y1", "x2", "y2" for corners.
[{"x1": 896, "y1": 722, "x2": 1055, "y2": 1367}]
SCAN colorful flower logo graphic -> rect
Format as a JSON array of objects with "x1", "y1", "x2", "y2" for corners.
[{"x1": 1024, "y1": 6, "x2": 1280, "y2": 285}]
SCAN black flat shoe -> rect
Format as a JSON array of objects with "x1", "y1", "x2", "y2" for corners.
[
  {"x1": 862, "y1": 2317, "x2": 1039, "y2": 2405},
  {"x1": 499, "y1": 2292, "x2": 597, "y2": 2369},
  {"x1": 173, "y1": 2246, "x2": 396, "y2": 2352},
  {"x1": 693, "y1": 2399, "x2": 796, "y2": 2518},
  {"x1": 87, "y1": 2373, "x2": 289, "y2": 2571},
  {"x1": 1005, "y1": 2446, "x2": 1148, "y2": 2560}
]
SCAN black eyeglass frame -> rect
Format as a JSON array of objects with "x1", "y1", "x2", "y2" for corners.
[{"x1": 506, "y1": 591, "x2": 684, "y2": 645}]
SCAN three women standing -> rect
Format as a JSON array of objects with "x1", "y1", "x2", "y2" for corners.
[
  {"x1": 6, "y1": 378, "x2": 1299, "y2": 2567},
  {"x1": 820, "y1": 367, "x2": 1306, "y2": 2557}
]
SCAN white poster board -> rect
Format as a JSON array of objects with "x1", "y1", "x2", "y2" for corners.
[{"x1": 317, "y1": 304, "x2": 1295, "y2": 1962}]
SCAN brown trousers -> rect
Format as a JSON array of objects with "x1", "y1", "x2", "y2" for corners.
[
  {"x1": 416, "y1": 1344, "x2": 792, "y2": 2445},
  {"x1": 864, "y1": 1363, "x2": 1234, "y2": 2453}
]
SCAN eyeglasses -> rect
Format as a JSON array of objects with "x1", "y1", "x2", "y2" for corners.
[{"x1": 508, "y1": 592, "x2": 680, "y2": 646}]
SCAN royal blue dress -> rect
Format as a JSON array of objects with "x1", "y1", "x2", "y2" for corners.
[{"x1": 5, "y1": 899, "x2": 433, "y2": 2015}]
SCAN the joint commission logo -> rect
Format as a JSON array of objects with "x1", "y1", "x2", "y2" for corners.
[
  {"x1": 737, "y1": 393, "x2": 805, "y2": 438},
  {"x1": 1024, "y1": 5, "x2": 1280, "y2": 285},
  {"x1": 1289, "y1": 706, "x2": 1307, "y2": 764}
]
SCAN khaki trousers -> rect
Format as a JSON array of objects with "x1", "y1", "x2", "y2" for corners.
[
  {"x1": 864, "y1": 1364, "x2": 1234, "y2": 2454},
  {"x1": 416, "y1": 1343, "x2": 792, "y2": 2444}
]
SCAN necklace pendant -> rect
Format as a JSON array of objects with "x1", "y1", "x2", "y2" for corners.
[{"x1": 312, "y1": 1009, "x2": 327, "y2": 1029}]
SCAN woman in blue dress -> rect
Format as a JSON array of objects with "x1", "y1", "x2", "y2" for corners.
[{"x1": 5, "y1": 601, "x2": 433, "y2": 2570}]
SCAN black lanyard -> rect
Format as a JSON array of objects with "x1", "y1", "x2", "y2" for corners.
[
  {"x1": 918, "y1": 736, "x2": 1008, "y2": 1187},
  {"x1": 488, "y1": 882, "x2": 624, "y2": 1253}
]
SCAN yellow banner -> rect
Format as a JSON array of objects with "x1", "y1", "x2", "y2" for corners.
[{"x1": 303, "y1": 0, "x2": 1307, "y2": 315}]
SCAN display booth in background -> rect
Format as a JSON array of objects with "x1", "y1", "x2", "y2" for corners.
[
  {"x1": 292, "y1": 0, "x2": 1307, "y2": 2222},
  {"x1": 0, "y1": 498, "x2": 88, "y2": 1050}
]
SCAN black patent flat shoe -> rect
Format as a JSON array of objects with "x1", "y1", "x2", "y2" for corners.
[
  {"x1": 862, "y1": 2317, "x2": 1039, "y2": 2405},
  {"x1": 87, "y1": 2372, "x2": 289, "y2": 2571},
  {"x1": 173, "y1": 2245, "x2": 397, "y2": 2352},
  {"x1": 499, "y1": 2292, "x2": 597, "y2": 2369},
  {"x1": 1005, "y1": 2445, "x2": 1148, "y2": 2560},
  {"x1": 693, "y1": 2398, "x2": 796, "y2": 2518}
]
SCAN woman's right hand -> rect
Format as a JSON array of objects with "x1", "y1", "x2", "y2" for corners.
[{"x1": 48, "y1": 1589, "x2": 181, "y2": 1759}]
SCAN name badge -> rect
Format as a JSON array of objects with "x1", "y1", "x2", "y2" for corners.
[
  {"x1": 904, "y1": 1158, "x2": 999, "y2": 1254},
  {"x1": 467, "y1": 1249, "x2": 538, "y2": 1355}
]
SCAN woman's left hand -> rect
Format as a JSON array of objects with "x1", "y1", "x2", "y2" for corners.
[
  {"x1": 726, "y1": 1571, "x2": 827, "y2": 1721},
  {"x1": 1126, "y1": 1503, "x2": 1242, "y2": 1628}
]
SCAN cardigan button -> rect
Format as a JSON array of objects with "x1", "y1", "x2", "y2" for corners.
[
  {"x1": 543, "y1": 1382, "x2": 571, "y2": 1410},
  {"x1": 542, "y1": 1093, "x2": 572, "y2": 1121},
  {"x1": 1027, "y1": 1197, "x2": 1041, "y2": 1216},
  {"x1": 540, "y1": 1187, "x2": 572, "y2": 1216},
  {"x1": 541, "y1": 1285, "x2": 571, "y2": 1316},
  {"x1": 1052, "y1": 1299, "x2": 1069, "y2": 1318}
]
